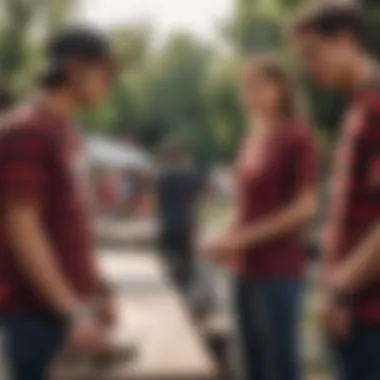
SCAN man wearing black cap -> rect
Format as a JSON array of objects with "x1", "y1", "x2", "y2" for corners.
[{"x1": 0, "y1": 27, "x2": 117, "y2": 380}]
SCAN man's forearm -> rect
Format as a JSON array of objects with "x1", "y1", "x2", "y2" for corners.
[
  {"x1": 334, "y1": 223, "x2": 380, "y2": 294},
  {"x1": 8, "y1": 212, "x2": 79, "y2": 315}
]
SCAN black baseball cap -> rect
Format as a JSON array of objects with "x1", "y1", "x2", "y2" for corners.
[
  {"x1": 40, "y1": 26, "x2": 117, "y2": 87},
  {"x1": 47, "y1": 26, "x2": 115, "y2": 63}
]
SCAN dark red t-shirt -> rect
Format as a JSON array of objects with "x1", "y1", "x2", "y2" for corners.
[
  {"x1": 0, "y1": 105, "x2": 97, "y2": 314},
  {"x1": 233, "y1": 122, "x2": 317, "y2": 278},
  {"x1": 324, "y1": 84, "x2": 380, "y2": 324}
]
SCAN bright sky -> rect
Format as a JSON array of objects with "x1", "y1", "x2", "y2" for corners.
[{"x1": 77, "y1": 0, "x2": 233, "y2": 44}]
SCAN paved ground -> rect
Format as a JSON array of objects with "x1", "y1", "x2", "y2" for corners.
[
  {"x1": 53, "y1": 250, "x2": 217, "y2": 380},
  {"x1": 96, "y1": 217, "x2": 332, "y2": 380}
]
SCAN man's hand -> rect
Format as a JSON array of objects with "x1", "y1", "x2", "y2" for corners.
[
  {"x1": 67, "y1": 314, "x2": 111, "y2": 354},
  {"x1": 316, "y1": 290, "x2": 351, "y2": 341},
  {"x1": 96, "y1": 293, "x2": 118, "y2": 329},
  {"x1": 316, "y1": 267, "x2": 354, "y2": 341}
]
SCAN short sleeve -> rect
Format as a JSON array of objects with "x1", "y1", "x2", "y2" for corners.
[
  {"x1": 293, "y1": 127, "x2": 318, "y2": 190},
  {"x1": 0, "y1": 129, "x2": 51, "y2": 204}
]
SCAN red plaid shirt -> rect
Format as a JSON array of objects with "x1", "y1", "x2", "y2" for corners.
[
  {"x1": 233, "y1": 121, "x2": 317, "y2": 278},
  {"x1": 0, "y1": 105, "x2": 97, "y2": 314},
  {"x1": 325, "y1": 84, "x2": 380, "y2": 324}
]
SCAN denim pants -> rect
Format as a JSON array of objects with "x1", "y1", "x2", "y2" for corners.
[
  {"x1": 0, "y1": 315, "x2": 67, "y2": 380},
  {"x1": 159, "y1": 230, "x2": 194, "y2": 294},
  {"x1": 233, "y1": 277, "x2": 303, "y2": 380},
  {"x1": 329, "y1": 324, "x2": 380, "y2": 380}
]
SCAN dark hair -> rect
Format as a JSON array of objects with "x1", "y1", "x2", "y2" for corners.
[
  {"x1": 38, "y1": 63, "x2": 68, "y2": 89},
  {"x1": 39, "y1": 26, "x2": 116, "y2": 89},
  {"x1": 243, "y1": 54, "x2": 304, "y2": 120},
  {"x1": 290, "y1": 1, "x2": 366, "y2": 45}
]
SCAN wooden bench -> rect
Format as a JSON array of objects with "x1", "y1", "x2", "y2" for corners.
[{"x1": 52, "y1": 250, "x2": 217, "y2": 380}]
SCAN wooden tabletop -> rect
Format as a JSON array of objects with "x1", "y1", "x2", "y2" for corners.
[{"x1": 52, "y1": 250, "x2": 217, "y2": 380}]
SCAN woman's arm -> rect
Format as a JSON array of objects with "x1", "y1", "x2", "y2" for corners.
[
  {"x1": 232, "y1": 188, "x2": 316, "y2": 250},
  {"x1": 228, "y1": 127, "x2": 318, "y2": 252}
]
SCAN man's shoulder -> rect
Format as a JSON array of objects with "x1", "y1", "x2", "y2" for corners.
[
  {"x1": 0, "y1": 106, "x2": 57, "y2": 142},
  {"x1": 0, "y1": 106, "x2": 60, "y2": 155}
]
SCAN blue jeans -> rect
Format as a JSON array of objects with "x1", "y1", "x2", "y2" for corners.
[
  {"x1": 329, "y1": 324, "x2": 380, "y2": 380},
  {"x1": 233, "y1": 277, "x2": 302, "y2": 380},
  {"x1": 0, "y1": 315, "x2": 67, "y2": 380}
]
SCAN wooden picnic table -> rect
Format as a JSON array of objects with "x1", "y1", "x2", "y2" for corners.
[{"x1": 52, "y1": 250, "x2": 217, "y2": 380}]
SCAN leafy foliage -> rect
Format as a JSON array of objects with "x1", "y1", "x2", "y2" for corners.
[
  {"x1": 1, "y1": 0, "x2": 380, "y2": 163},
  {"x1": 0, "y1": 0, "x2": 72, "y2": 90}
]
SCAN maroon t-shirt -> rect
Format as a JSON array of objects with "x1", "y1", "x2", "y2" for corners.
[
  {"x1": 0, "y1": 105, "x2": 97, "y2": 314},
  {"x1": 233, "y1": 122, "x2": 317, "y2": 278},
  {"x1": 324, "y1": 84, "x2": 380, "y2": 324}
]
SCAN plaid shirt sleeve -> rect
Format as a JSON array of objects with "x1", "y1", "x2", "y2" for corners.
[{"x1": 0, "y1": 128, "x2": 52, "y2": 204}]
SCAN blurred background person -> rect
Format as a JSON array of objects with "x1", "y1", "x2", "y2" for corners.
[
  {"x1": 98, "y1": 169, "x2": 123, "y2": 215},
  {"x1": 0, "y1": 27, "x2": 117, "y2": 380},
  {"x1": 292, "y1": 2, "x2": 380, "y2": 379},
  {"x1": 202, "y1": 55, "x2": 317, "y2": 380},
  {"x1": 156, "y1": 136, "x2": 204, "y2": 297}
]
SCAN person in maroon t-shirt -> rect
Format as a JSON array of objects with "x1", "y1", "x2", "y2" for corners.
[
  {"x1": 202, "y1": 55, "x2": 317, "y2": 380},
  {"x1": 292, "y1": 2, "x2": 380, "y2": 379},
  {"x1": 0, "y1": 27, "x2": 117, "y2": 380}
]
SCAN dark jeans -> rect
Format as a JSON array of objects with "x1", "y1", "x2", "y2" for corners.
[
  {"x1": 329, "y1": 324, "x2": 380, "y2": 380},
  {"x1": 159, "y1": 230, "x2": 194, "y2": 294},
  {"x1": 233, "y1": 277, "x2": 302, "y2": 380},
  {"x1": 0, "y1": 315, "x2": 67, "y2": 380}
]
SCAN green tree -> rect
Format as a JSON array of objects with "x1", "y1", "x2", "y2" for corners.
[
  {"x1": 225, "y1": 0, "x2": 284, "y2": 55},
  {"x1": 98, "y1": 32, "x2": 215, "y2": 162},
  {"x1": 0, "y1": 0, "x2": 72, "y2": 91},
  {"x1": 203, "y1": 59, "x2": 243, "y2": 161},
  {"x1": 80, "y1": 25, "x2": 153, "y2": 134}
]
